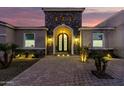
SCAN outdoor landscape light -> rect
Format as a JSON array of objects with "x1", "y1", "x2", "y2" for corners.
[
  {"x1": 103, "y1": 53, "x2": 112, "y2": 61},
  {"x1": 80, "y1": 53, "x2": 88, "y2": 62},
  {"x1": 74, "y1": 38, "x2": 79, "y2": 45},
  {"x1": 62, "y1": 54, "x2": 65, "y2": 56},
  {"x1": 67, "y1": 54, "x2": 70, "y2": 56},
  {"x1": 28, "y1": 54, "x2": 35, "y2": 58}
]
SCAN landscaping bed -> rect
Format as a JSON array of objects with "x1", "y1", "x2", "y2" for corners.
[{"x1": 0, "y1": 58, "x2": 40, "y2": 86}]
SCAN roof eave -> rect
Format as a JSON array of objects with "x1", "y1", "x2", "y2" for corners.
[
  {"x1": 42, "y1": 7, "x2": 85, "y2": 12},
  {"x1": 15, "y1": 26, "x2": 48, "y2": 30},
  {"x1": 79, "y1": 27, "x2": 115, "y2": 31}
]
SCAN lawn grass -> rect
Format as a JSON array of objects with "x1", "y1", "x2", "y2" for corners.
[{"x1": 0, "y1": 58, "x2": 40, "y2": 86}]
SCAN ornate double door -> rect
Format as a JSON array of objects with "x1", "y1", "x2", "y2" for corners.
[{"x1": 57, "y1": 33, "x2": 69, "y2": 52}]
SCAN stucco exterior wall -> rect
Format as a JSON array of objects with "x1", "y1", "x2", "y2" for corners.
[
  {"x1": 81, "y1": 30, "x2": 111, "y2": 48},
  {"x1": 81, "y1": 31, "x2": 92, "y2": 47},
  {"x1": 0, "y1": 25, "x2": 15, "y2": 44},
  {"x1": 6, "y1": 27, "x2": 15, "y2": 43},
  {"x1": 96, "y1": 11, "x2": 124, "y2": 58},
  {"x1": 106, "y1": 26, "x2": 124, "y2": 57},
  {"x1": 0, "y1": 25, "x2": 7, "y2": 43},
  {"x1": 0, "y1": 25, "x2": 7, "y2": 34},
  {"x1": 15, "y1": 29, "x2": 46, "y2": 48}
]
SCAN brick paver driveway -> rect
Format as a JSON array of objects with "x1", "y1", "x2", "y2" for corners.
[{"x1": 6, "y1": 56, "x2": 124, "y2": 86}]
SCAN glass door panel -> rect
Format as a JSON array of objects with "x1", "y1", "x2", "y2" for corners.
[
  {"x1": 59, "y1": 34, "x2": 62, "y2": 51},
  {"x1": 64, "y1": 34, "x2": 67, "y2": 51},
  {"x1": 57, "y1": 33, "x2": 68, "y2": 52}
]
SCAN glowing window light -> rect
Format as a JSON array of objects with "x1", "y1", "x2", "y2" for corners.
[
  {"x1": 93, "y1": 32, "x2": 104, "y2": 47},
  {"x1": 25, "y1": 33, "x2": 35, "y2": 47},
  {"x1": 25, "y1": 40, "x2": 35, "y2": 47}
]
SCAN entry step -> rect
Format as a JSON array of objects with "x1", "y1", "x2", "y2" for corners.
[{"x1": 55, "y1": 54, "x2": 70, "y2": 57}]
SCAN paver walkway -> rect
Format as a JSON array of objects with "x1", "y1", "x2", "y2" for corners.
[{"x1": 6, "y1": 56, "x2": 124, "y2": 86}]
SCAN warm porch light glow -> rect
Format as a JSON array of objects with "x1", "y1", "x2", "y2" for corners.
[
  {"x1": 74, "y1": 38, "x2": 79, "y2": 42},
  {"x1": 48, "y1": 38, "x2": 52, "y2": 42},
  {"x1": 74, "y1": 38, "x2": 79, "y2": 45},
  {"x1": 48, "y1": 37, "x2": 53, "y2": 46}
]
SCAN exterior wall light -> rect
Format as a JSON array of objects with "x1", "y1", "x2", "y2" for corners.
[
  {"x1": 48, "y1": 38, "x2": 52, "y2": 42},
  {"x1": 48, "y1": 37, "x2": 53, "y2": 46},
  {"x1": 74, "y1": 38, "x2": 79, "y2": 45}
]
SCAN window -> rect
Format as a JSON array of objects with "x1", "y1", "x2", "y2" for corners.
[
  {"x1": 24, "y1": 33, "x2": 35, "y2": 47},
  {"x1": 93, "y1": 32, "x2": 104, "y2": 47}
]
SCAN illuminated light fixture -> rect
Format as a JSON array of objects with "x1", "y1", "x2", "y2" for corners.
[
  {"x1": 62, "y1": 54, "x2": 65, "y2": 56},
  {"x1": 103, "y1": 53, "x2": 112, "y2": 61},
  {"x1": 48, "y1": 38, "x2": 52, "y2": 42},
  {"x1": 107, "y1": 53, "x2": 112, "y2": 58},
  {"x1": 67, "y1": 54, "x2": 70, "y2": 56},
  {"x1": 74, "y1": 38, "x2": 79, "y2": 45},
  {"x1": 57, "y1": 54, "x2": 60, "y2": 56},
  {"x1": 28, "y1": 54, "x2": 35, "y2": 58},
  {"x1": 80, "y1": 54, "x2": 88, "y2": 62},
  {"x1": 16, "y1": 54, "x2": 20, "y2": 58},
  {"x1": 18, "y1": 54, "x2": 26, "y2": 59},
  {"x1": 48, "y1": 37, "x2": 53, "y2": 46}
]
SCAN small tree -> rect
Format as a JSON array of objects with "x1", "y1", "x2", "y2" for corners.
[
  {"x1": 0, "y1": 43, "x2": 18, "y2": 69},
  {"x1": 91, "y1": 51, "x2": 113, "y2": 79}
]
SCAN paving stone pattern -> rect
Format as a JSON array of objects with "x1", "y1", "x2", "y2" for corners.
[{"x1": 6, "y1": 56, "x2": 124, "y2": 86}]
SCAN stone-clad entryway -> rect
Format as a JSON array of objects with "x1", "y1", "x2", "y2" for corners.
[{"x1": 6, "y1": 56, "x2": 124, "y2": 86}]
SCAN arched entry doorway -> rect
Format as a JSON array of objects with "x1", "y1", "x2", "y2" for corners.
[
  {"x1": 57, "y1": 33, "x2": 69, "y2": 52},
  {"x1": 53, "y1": 24, "x2": 74, "y2": 55}
]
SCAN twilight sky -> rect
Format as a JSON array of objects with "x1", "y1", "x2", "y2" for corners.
[{"x1": 0, "y1": 7, "x2": 123, "y2": 27}]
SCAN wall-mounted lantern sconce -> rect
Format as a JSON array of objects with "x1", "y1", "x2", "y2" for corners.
[
  {"x1": 48, "y1": 37, "x2": 53, "y2": 46},
  {"x1": 74, "y1": 38, "x2": 79, "y2": 45}
]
